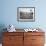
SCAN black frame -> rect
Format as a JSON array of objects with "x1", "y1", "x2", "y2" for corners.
[{"x1": 17, "y1": 7, "x2": 35, "y2": 22}]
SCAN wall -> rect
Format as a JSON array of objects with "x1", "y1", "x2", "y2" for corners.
[{"x1": 0, "y1": 0, "x2": 46, "y2": 30}]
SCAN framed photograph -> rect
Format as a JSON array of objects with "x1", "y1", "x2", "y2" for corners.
[{"x1": 17, "y1": 7, "x2": 35, "y2": 22}]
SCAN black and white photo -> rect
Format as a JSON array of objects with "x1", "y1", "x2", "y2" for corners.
[{"x1": 17, "y1": 7, "x2": 35, "y2": 22}]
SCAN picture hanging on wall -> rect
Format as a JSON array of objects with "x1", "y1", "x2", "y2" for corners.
[{"x1": 17, "y1": 7, "x2": 35, "y2": 22}]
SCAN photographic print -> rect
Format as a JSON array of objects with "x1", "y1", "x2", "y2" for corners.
[{"x1": 17, "y1": 7, "x2": 35, "y2": 22}]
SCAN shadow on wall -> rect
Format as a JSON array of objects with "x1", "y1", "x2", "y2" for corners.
[{"x1": 0, "y1": 24, "x2": 7, "y2": 43}]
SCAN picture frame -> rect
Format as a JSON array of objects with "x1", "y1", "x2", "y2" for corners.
[{"x1": 17, "y1": 7, "x2": 35, "y2": 22}]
